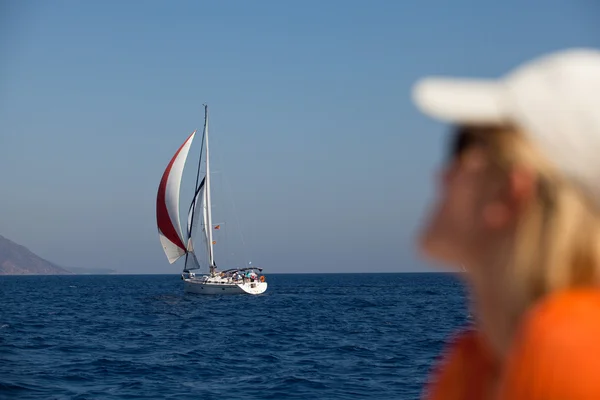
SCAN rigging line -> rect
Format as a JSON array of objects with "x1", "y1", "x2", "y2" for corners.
[
  {"x1": 214, "y1": 148, "x2": 231, "y2": 266},
  {"x1": 211, "y1": 122, "x2": 249, "y2": 266},
  {"x1": 186, "y1": 178, "x2": 206, "y2": 231},
  {"x1": 223, "y1": 169, "x2": 249, "y2": 264}
]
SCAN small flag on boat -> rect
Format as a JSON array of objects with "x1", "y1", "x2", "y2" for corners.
[
  {"x1": 212, "y1": 240, "x2": 217, "y2": 245},
  {"x1": 214, "y1": 225, "x2": 220, "y2": 230}
]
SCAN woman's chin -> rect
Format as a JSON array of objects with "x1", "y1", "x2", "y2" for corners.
[
  {"x1": 418, "y1": 233, "x2": 462, "y2": 268},
  {"x1": 417, "y1": 234, "x2": 444, "y2": 261}
]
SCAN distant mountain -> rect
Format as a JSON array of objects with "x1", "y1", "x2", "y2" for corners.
[{"x1": 0, "y1": 235, "x2": 72, "y2": 275}]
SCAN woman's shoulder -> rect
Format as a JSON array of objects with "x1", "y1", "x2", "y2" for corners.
[
  {"x1": 520, "y1": 287, "x2": 600, "y2": 337},
  {"x1": 499, "y1": 287, "x2": 600, "y2": 399},
  {"x1": 510, "y1": 287, "x2": 600, "y2": 363}
]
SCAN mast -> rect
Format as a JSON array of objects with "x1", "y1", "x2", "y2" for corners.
[{"x1": 204, "y1": 105, "x2": 216, "y2": 274}]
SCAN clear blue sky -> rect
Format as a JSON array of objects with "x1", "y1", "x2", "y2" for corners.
[{"x1": 1, "y1": 0, "x2": 598, "y2": 273}]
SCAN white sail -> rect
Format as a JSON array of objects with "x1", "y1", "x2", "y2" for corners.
[{"x1": 156, "y1": 130, "x2": 197, "y2": 263}]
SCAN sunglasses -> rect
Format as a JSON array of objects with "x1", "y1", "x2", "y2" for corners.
[{"x1": 447, "y1": 126, "x2": 485, "y2": 162}]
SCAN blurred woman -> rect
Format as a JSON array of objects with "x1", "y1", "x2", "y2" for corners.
[{"x1": 412, "y1": 48, "x2": 600, "y2": 399}]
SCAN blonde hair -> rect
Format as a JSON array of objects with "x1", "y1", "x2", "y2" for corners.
[{"x1": 479, "y1": 125, "x2": 600, "y2": 335}]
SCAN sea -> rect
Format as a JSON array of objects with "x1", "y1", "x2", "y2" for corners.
[{"x1": 0, "y1": 273, "x2": 469, "y2": 400}]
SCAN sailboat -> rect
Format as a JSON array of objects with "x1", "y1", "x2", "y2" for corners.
[{"x1": 156, "y1": 105, "x2": 268, "y2": 295}]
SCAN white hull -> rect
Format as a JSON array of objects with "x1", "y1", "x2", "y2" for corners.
[{"x1": 183, "y1": 279, "x2": 267, "y2": 295}]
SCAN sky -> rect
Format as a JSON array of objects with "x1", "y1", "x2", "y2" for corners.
[{"x1": 1, "y1": 0, "x2": 599, "y2": 274}]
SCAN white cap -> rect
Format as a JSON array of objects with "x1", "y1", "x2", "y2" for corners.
[{"x1": 412, "y1": 48, "x2": 600, "y2": 205}]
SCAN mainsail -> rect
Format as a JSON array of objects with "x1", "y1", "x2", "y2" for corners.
[
  {"x1": 185, "y1": 106, "x2": 215, "y2": 272},
  {"x1": 156, "y1": 130, "x2": 197, "y2": 263}
]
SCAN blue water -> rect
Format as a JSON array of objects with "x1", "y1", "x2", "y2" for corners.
[{"x1": 0, "y1": 273, "x2": 469, "y2": 400}]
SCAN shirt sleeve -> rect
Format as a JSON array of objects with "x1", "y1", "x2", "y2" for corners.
[
  {"x1": 498, "y1": 290, "x2": 600, "y2": 400},
  {"x1": 424, "y1": 330, "x2": 492, "y2": 400},
  {"x1": 424, "y1": 334, "x2": 467, "y2": 400}
]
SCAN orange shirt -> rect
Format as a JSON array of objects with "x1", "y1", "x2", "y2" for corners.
[{"x1": 424, "y1": 288, "x2": 600, "y2": 400}]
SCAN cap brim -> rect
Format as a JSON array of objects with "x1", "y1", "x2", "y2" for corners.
[{"x1": 412, "y1": 77, "x2": 509, "y2": 125}]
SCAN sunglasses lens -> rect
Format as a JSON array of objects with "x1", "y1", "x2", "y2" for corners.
[{"x1": 448, "y1": 127, "x2": 471, "y2": 161}]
